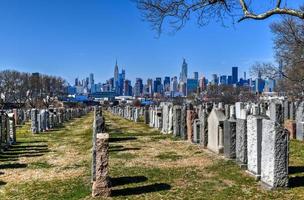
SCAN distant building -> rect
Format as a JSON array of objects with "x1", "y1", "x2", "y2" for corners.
[
  {"x1": 227, "y1": 75, "x2": 232, "y2": 85},
  {"x1": 199, "y1": 76, "x2": 207, "y2": 92},
  {"x1": 211, "y1": 74, "x2": 219, "y2": 85},
  {"x1": 220, "y1": 75, "x2": 227, "y2": 85},
  {"x1": 193, "y1": 72, "x2": 199, "y2": 80},
  {"x1": 123, "y1": 80, "x2": 132, "y2": 96},
  {"x1": 153, "y1": 77, "x2": 163, "y2": 94},
  {"x1": 187, "y1": 78, "x2": 198, "y2": 96},
  {"x1": 164, "y1": 76, "x2": 170, "y2": 92},
  {"x1": 232, "y1": 66, "x2": 238, "y2": 84},
  {"x1": 89, "y1": 73, "x2": 94, "y2": 85},
  {"x1": 180, "y1": 59, "x2": 188, "y2": 83}
]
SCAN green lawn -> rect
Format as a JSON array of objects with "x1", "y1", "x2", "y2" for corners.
[{"x1": 0, "y1": 111, "x2": 304, "y2": 199}]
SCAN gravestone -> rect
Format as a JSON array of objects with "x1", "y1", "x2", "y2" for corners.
[
  {"x1": 224, "y1": 106, "x2": 237, "y2": 159},
  {"x1": 247, "y1": 115, "x2": 266, "y2": 179},
  {"x1": 31, "y1": 109, "x2": 39, "y2": 134},
  {"x1": 193, "y1": 119, "x2": 201, "y2": 143},
  {"x1": 236, "y1": 118, "x2": 247, "y2": 168},
  {"x1": 207, "y1": 108, "x2": 226, "y2": 154},
  {"x1": 92, "y1": 133, "x2": 111, "y2": 197},
  {"x1": 173, "y1": 106, "x2": 182, "y2": 137},
  {"x1": 261, "y1": 119, "x2": 288, "y2": 189}
]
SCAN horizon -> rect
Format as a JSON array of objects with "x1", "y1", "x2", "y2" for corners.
[{"x1": 0, "y1": 0, "x2": 301, "y2": 84}]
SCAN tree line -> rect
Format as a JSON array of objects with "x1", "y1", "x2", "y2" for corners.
[{"x1": 0, "y1": 70, "x2": 66, "y2": 109}]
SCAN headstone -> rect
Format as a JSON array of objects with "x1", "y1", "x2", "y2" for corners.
[
  {"x1": 261, "y1": 119, "x2": 288, "y2": 189},
  {"x1": 31, "y1": 109, "x2": 39, "y2": 134},
  {"x1": 236, "y1": 118, "x2": 247, "y2": 168},
  {"x1": 193, "y1": 119, "x2": 201, "y2": 143},
  {"x1": 246, "y1": 115, "x2": 265, "y2": 179},
  {"x1": 296, "y1": 122, "x2": 304, "y2": 141},
  {"x1": 92, "y1": 133, "x2": 111, "y2": 197},
  {"x1": 207, "y1": 108, "x2": 226, "y2": 154}
]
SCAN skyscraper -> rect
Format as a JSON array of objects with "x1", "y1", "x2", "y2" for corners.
[
  {"x1": 89, "y1": 73, "x2": 94, "y2": 85},
  {"x1": 193, "y1": 72, "x2": 198, "y2": 80},
  {"x1": 164, "y1": 76, "x2": 170, "y2": 92},
  {"x1": 232, "y1": 66, "x2": 238, "y2": 84},
  {"x1": 114, "y1": 60, "x2": 119, "y2": 88},
  {"x1": 180, "y1": 58, "x2": 188, "y2": 83}
]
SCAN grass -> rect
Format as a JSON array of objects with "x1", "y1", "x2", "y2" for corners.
[{"x1": 0, "y1": 111, "x2": 304, "y2": 199}]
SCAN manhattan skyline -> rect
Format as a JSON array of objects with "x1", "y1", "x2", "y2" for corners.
[{"x1": 0, "y1": 0, "x2": 301, "y2": 84}]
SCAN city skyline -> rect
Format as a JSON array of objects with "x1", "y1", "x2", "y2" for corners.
[{"x1": 0, "y1": 0, "x2": 295, "y2": 84}]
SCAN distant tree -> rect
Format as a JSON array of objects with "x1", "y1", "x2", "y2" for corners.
[
  {"x1": 137, "y1": 0, "x2": 304, "y2": 34},
  {"x1": 249, "y1": 62, "x2": 280, "y2": 80},
  {"x1": 250, "y1": 13, "x2": 304, "y2": 97},
  {"x1": 271, "y1": 15, "x2": 304, "y2": 96},
  {"x1": 205, "y1": 84, "x2": 256, "y2": 104},
  {"x1": 0, "y1": 70, "x2": 66, "y2": 108}
]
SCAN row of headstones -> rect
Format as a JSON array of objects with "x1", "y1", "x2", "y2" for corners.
[
  {"x1": 0, "y1": 111, "x2": 17, "y2": 152},
  {"x1": 110, "y1": 105, "x2": 144, "y2": 123},
  {"x1": 30, "y1": 107, "x2": 90, "y2": 134},
  {"x1": 91, "y1": 106, "x2": 111, "y2": 197},
  {"x1": 108, "y1": 100, "x2": 304, "y2": 189}
]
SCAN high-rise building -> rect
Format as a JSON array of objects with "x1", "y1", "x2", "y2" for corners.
[
  {"x1": 180, "y1": 59, "x2": 188, "y2": 83},
  {"x1": 171, "y1": 76, "x2": 178, "y2": 92},
  {"x1": 134, "y1": 78, "x2": 143, "y2": 97},
  {"x1": 75, "y1": 78, "x2": 79, "y2": 86},
  {"x1": 164, "y1": 76, "x2": 170, "y2": 92},
  {"x1": 227, "y1": 75, "x2": 232, "y2": 85},
  {"x1": 220, "y1": 75, "x2": 227, "y2": 85},
  {"x1": 193, "y1": 72, "x2": 199, "y2": 80},
  {"x1": 232, "y1": 66, "x2": 238, "y2": 84},
  {"x1": 186, "y1": 78, "x2": 198, "y2": 96},
  {"x1": 123, "y1": 80, "x2": 132, "y2": 96},
  {"x1": 153, "y1": 77, "x2": 162, "y2": 94},
  {"x1": 89, "y1": 73, "x2": 94, "y2": 85},
  {"x1": 211, "y1": 74, "x2": 219, "y2": 85},
  {"x1": 114, "y1": 60, "x2": 119, "y2": 88},
  {"x1": 199, "y1": 76, "x2": 207, "y2": 92},
  {"x1": 146, "y1": 78, "x2": 153, "y2": 95}
]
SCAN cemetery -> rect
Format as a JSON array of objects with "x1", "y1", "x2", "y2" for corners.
[{"x1": 0, "y1": 99, "x2": 304, "y2": 199}]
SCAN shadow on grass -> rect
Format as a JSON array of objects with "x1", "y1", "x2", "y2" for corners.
[
  {"x1": 16, "y1": 140, "x2": 46, "y2": 144},
  {"x1": 289, "y1": 176, "x2": 304, "y2": 187},
  {"x1": 111, "y1": 176, "x2": 148, "y2": 187},
  {"x1": 111, "y1": 183, "x2": 171, "y2": 196},
  {"x1": 0, "y1": 180, "x2": 6, "y2": 186},
  {"x1": 109, "y1": 137, "x2": 137, "y2": 143},
  {"x1": 289, "y1": 166, "x2": 304, "y2": 174},
  {"x1": 0, "y1": 143, "x2": 49, "y2": 161},
  {"x1": 0, "y1": 163, "x2": 27, "y2": 169},
  {"x1": 110, "y1": 147, "x2": 141, "y2": 152}
]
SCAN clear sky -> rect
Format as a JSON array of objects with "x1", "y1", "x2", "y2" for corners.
[{"x1": 0, "y1": 0, "x2": 301, "y2": 84}]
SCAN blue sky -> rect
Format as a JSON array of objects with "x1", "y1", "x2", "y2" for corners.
[{"x1": 0, "y1": 0, "x2": 300, "y2": 84}]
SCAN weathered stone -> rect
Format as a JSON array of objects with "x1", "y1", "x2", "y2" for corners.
[
  {"x1": 269, "y1": 102, "x2": 284, "y2": 124},
  {"x1": 261, "y1": 119, "x2": 288, "y2": 189},
  {"x1": 236, "y1": 119, "x2": 247, "y2": 167},
  {"x1": 207, "y1": 108, "x2": 226, "y2": 154},
  {"x1": 193, "y1": 119, "x2": 201, "y2": 143},
  {"x1": 296, "y1": 122, "x2": 304, "y2": 141},
  {"x1": 31, "y1": 109, "x2": 39, "y2": 134},
  {"x1": 173, "y1": 106, "x2": 182, "y2": 137},
  {"x1": 247, "y1": 115, "x2": 264, "y2": 179},
  {"x1": 92, "y1": 133, "x2": 111, "y2": 197},
  {"x1": 284, "y1": 120, "x2": 296, "y2": 139},
  {"x1": 224, "y1": 118, "x2": 236, "y2": 159},
  {"x1": 235, "y1": 102, "x2": 244, "y2": 119}
]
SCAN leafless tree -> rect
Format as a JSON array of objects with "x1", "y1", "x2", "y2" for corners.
[
  {"x1": 137, "y1": 0, "x2": 304, "y2": 34},
  {"x1": 0, "y1": 70, "x2": 66, "y2": 108},
  {"x1": 248, "y1": 8, "x2": 304, "y2": 97},
  {"x1": 249, "y1": 62, "x2": 280, "y2": 79}
]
